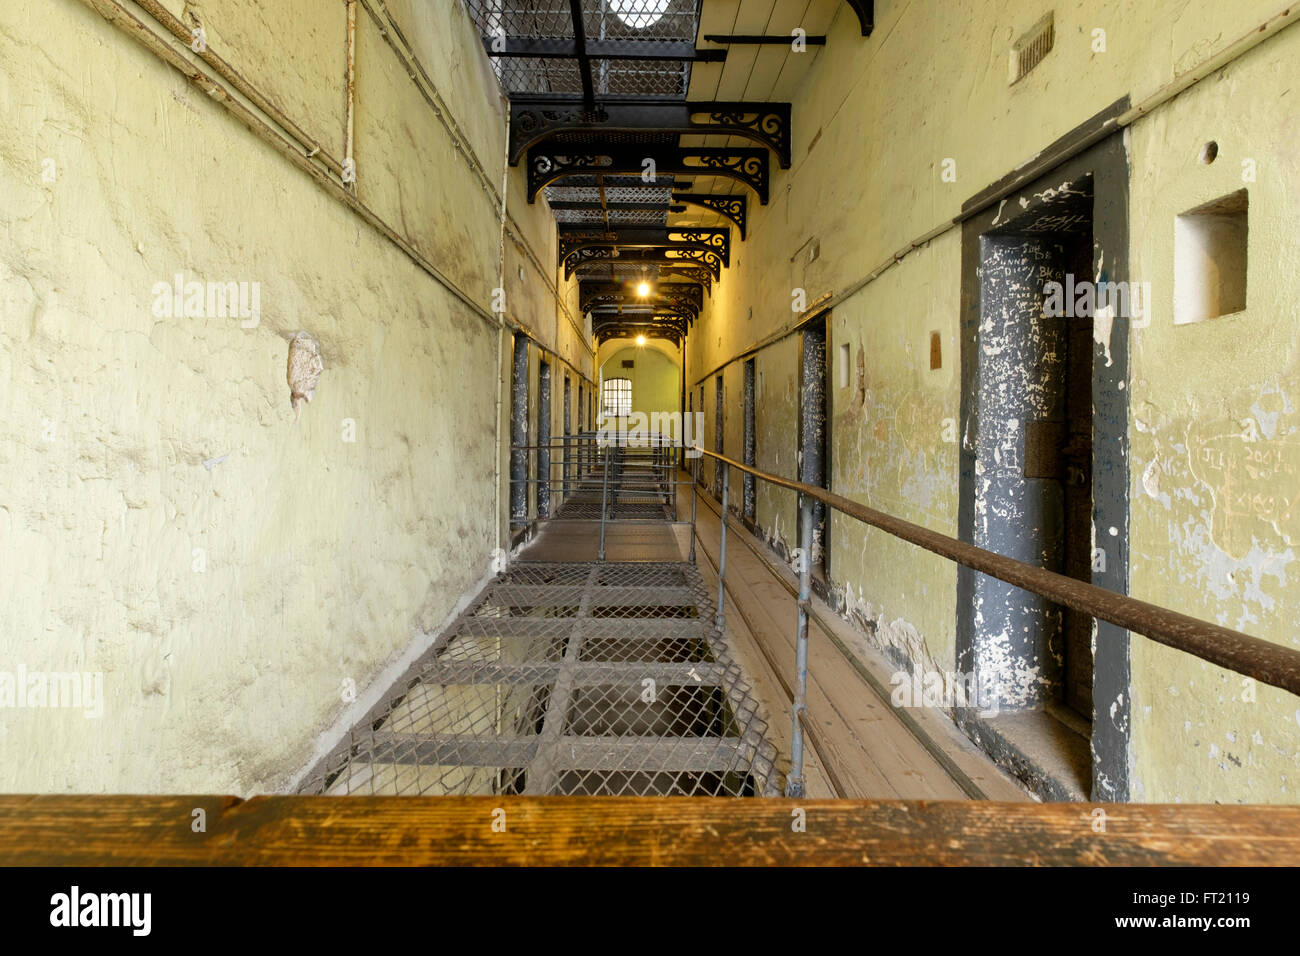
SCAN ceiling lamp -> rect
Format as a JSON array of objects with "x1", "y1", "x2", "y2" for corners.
[
  {"x1": 636, "y1": 335, "x2": 647, "y2": 346},
  {"x1": 607, "y1": 0, "x2": 670, "y2": 29},
  {"x1": 636, "y1": 281, "x2": 651, "y2": 298}
]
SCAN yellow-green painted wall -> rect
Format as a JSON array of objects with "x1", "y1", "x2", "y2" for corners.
[
  {"x1": 686, "y1": 1, "x2": 1300, "y2": 802},
  {"x1": 599, "y1": 340, "x2": 681, "y2": 424},
  {"x1": 0, "y1": 0, "x2": 591, "y2": 793}
]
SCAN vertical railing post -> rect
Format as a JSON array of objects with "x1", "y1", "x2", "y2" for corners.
[
  {"x1": 689, "y1": 451, "x2": 699, "y2": 564},
  {"x1": 716, "y1": 461, "x2": 729, "y2": 630},
  {"x1": 656, "y1": 434, "x2": 663, "y2": 503},
  {"x1": 563, "y1": 434, "x2": 570, "y2": 501},
  {"x1": 670, "y1": 435, "x2": 677, "y2": 514},
  {"x1": 786, "y1": 492, "x2": 814, "y2": 798},
  {"x1": 598, "y1": 444, "x2": 611, "y2": 562}
]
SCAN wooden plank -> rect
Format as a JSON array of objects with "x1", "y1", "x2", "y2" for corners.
[
  {"x1": 1, "y1": 796, "x2": 1297, "y2": 866},
  {"x1": 690, "y1": 533, "x2": 838, "y2": 798},
  {"x1": 698, "y1": 490, "x2": 1032, "y2": 801},
  {"x1": 688, "y1": 480, "x2": 1032, "y2": 801},
  {"x1": 690, "y1": 492, "x2": 970, "y2": 799}
]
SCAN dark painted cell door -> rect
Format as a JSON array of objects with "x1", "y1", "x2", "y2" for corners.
[
  {"x1": 969, "y1": 183, "x2": 1094, "y2": 718},
  {"x1": 538, "y1": 361, "x2": 551, "y2": 518},
  {"x1": 743, "y1": 358, "x2": 756, "y2": 524},
  {"x1": 1061, "y1": 268, "x2": 1095, "y2": 717},
  {"x1": 714, "y1": 377, "x2": 724, "y2": 498},
  {"x1": 799, "y1": 318, "x2": 829, "y2": 579}
]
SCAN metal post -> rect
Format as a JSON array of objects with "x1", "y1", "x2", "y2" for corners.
[
  {"x1": 670, "y1": 436, "x2": 677, "y2": 514},
  {"x1": 652, "y1": 435, "x2": 658, "y2": 503},
  {"x1": 689, "y1": 452, "x2": 699, "y2": 564},
  {"x1": 598, "y1": 444, "x2": 611, "y2": 562},
  {"x1": 786, "y1": 492, "x2": 814, "y2": 798},
  {"x1": 716, "y1": 462, "x2": 729, "y2": 630}
]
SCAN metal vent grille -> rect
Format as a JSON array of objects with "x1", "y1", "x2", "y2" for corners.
[{"x1": 1010, "y1": 13, "x2": 1054, "y2": 84}]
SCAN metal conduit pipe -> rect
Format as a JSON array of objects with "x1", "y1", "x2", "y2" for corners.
[{"x1": 133, "y1": 0, "x2": 346, "y2": 178}]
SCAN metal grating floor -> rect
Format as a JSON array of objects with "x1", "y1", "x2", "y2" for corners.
[
  {"x1": 552, "y1": 447, "x2": 675, "y2": 522},
  {"x1": 301, "y1": 560, "x2": 780, "y2": 797}
]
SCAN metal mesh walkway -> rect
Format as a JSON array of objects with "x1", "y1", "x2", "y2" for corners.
[
  {"x1": 300, "y1": 559, "x2": 780, "y2": 797},
  {"x1": 551, "y1": 443, "x2": 676, "y2": 522}
]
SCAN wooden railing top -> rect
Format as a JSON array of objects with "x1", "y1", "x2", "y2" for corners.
[{"x1": 1, "y1": 796, "x2": 1298, "y2": 866}]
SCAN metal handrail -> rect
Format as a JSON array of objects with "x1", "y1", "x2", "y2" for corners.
[
  {"x1": 506, "y1": 431, "x2": 1300, "y2": 796},
  {"x1": 688, "y1": 447, "x2": 1300, "y2": 797},
  {"x1": 693, "y1": 448, "x2": 1300, "y2": 694}
]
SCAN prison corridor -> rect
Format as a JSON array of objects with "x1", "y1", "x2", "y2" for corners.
[{"x1": 300, "y1": 442, "x2": 1028, "y2": 801}]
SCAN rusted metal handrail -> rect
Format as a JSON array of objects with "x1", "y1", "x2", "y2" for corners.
[{"x1": 692, "y1": 448, "x2": 1300, "y2": 698}]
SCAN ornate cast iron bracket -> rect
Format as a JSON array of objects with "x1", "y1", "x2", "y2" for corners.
[
  {"x1": 528, "y1": 146, "x2": 770, "y2": 205},
  {"x1": 564, "y1": 243, "x2": 725, "y2": 281},
  {"x1": 559, "y1": 228, "x2": 730, "y2": 268},
  {"x1": 846, "y1": 0, "x2": 874, "y2": 36},
  {"x1": 510, "y1": 99, "x2": 791, "y2": 168},
  {"x1": 672, "y1": 193, "x2": 748, "y2": 239},
  {"x1": 567, "y1": 246, "x2": 723, "y2": 282}
]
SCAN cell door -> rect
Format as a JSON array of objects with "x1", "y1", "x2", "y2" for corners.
[{"x1": 799, "y1": 319, "x2": 830, "y2": 579}]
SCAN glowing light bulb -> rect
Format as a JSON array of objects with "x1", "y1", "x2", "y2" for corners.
[
  {"x1": 636, "y1": 335, "x2": 647, "y2": 346},
  {"x1": 608, "y1": 0, "x2": 670, "y2": 28},
  {"x1": 636, "y1": 281, "x2": 651, "y2": 298}
]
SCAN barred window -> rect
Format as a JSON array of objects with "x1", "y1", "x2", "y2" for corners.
[{"x1": 602, "y1": 377, "x2": 632, "y2": 417}]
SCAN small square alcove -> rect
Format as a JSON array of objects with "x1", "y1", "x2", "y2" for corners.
[{"x1": 1174, "y1": 188, "x2": 1248, "y2": 325}]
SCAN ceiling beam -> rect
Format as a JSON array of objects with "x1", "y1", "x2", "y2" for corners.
[
  {"x1": 564, "y1": 244, "x2": 724, "y2": 281},
  {"x1": 567, "y1": 0, "x2": 595, "y2": 109},
  {"x1": 584, "y1": 299, "x2": 700, "y2": 325},
  {"x1": 570, "y1": 247, "x2": 723, "y2": 282},
  {"x1": 592, "y1": 314, "x2": 687, "y2": 327},
  {"x1": 529, "y1": 146, "x2": 769, "y2": 204},
  {"x1": 550, "y1": 201, "x2": 678, "y2": 212},
  {"x1": 575, "y1": 262, "x2": 715, "y2": 293},
  {"x1": 594, "y1": 321, "x2": 686, "y2": 345},
  {"x1": 595, "y1": 321, "x2": 687, "y2": 335},
  {"x1": 672, "y1": 192, "x2": 747, "y2": 239},
  {"x1": 510, "y1": 99, "x2": 791, "y2": 168},
  {"x1": 543, "y1": 175, "x2": 695, "y2": 190},
  {"x1": 482, "y1": 37, "x2": 725, "y2": 61},
  {"x1": 702, "y1": 34, "x2": 826, "y2": 46},
  {"x1": 580, "y1": 281, "x2": 703, "y2": 314},
  {"x1": 560, "y1": 227, "x2": 730, "y2": 267},
  {"x1": 552, "y1": 197, "x2": 747, "y2": 239}
]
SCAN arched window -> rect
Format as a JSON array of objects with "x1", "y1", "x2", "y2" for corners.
[{"x1": 602, "y1": 377, "x2": 632, "y2": 417}]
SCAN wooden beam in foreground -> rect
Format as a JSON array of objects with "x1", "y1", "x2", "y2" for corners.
[{"x1": 0, "y1": 796, "x2": 1297, "y2": 866}]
